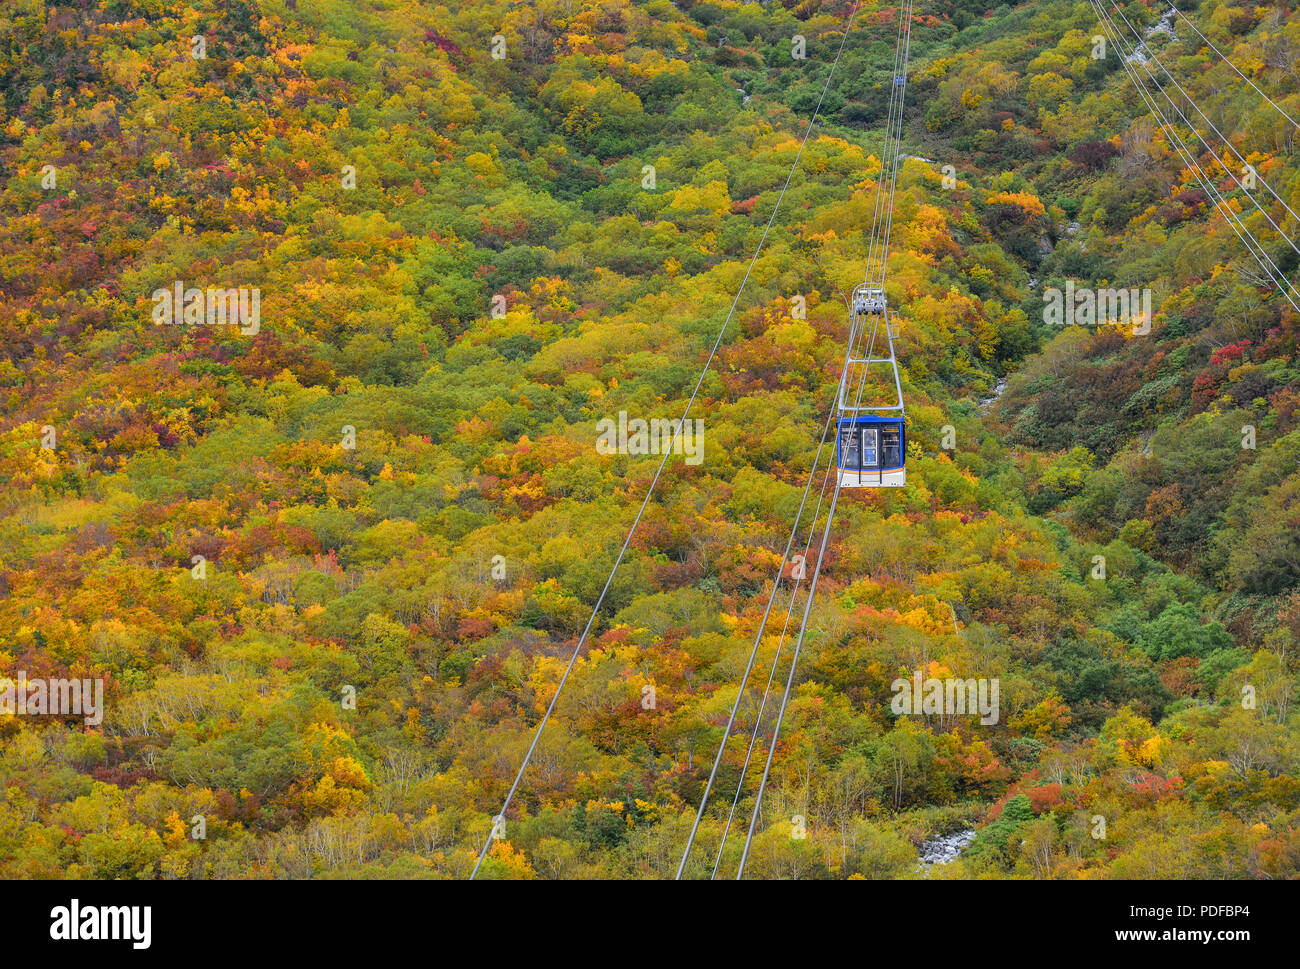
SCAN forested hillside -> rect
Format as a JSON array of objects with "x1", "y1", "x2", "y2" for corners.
[{"x1": 0, "y1": 0, "x2": 1297, "y2": 879}]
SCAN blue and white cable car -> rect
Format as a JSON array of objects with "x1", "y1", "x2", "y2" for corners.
[
  {"x1": 837, "y1": 415, "x2": 906, "y2": 487},
  {"x1": 837, "y1": 284, "x2": 907, "y2": 488}
]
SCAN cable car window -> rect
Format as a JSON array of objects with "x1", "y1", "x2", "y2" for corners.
[
  {"x1": 880, "y1": 426, "x2": 901, "y2": 469},
  {"x1": 840, "y1": 428, "x2": 860, "y2": 469},
  {"x1": 861, "y1": 428, "x2": 878, "y2": 468}
]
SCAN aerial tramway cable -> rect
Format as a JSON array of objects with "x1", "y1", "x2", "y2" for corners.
[
  {"x1": 679, "y1": 303, "x2": 889, "y2": 878},
  {"x1": 671, "y1": 3, "x2": 865, "y2": 880},
  {"x1": 725, "y1": 0, "x2": 914, "y2": 879},
  {"x1": 710, "y1": 307, "x2": 887, "y2": 878},
  {"x1": 1167, "y1": 3, "x2": 1300, "y2": 134},
  {"x1": 471, "y1": 3, "x2": 864, "y2": 880},
  {"x1": 1090, "y1": 0, "x2": 1300, "y2": 316},
  {"x1": 733, "y1": 292, "x2": 898, "y2": 877},
  {"x1": 677, "y1": 0, "x2": 920, "y2": 878},
  {"x1": 1091, "y1": 0, "x2": 1299, "y2": 314},
  {"x1": 1108, "y1": 3, "x2": 1300, "y2": 253},
  {"x1": 709, "y1": 403, "x2": 841, "y2": 877}
]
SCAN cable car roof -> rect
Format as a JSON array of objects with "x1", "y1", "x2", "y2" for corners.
[{"x1": 837, "y1": 414, "x2": 903, "y2": 424}]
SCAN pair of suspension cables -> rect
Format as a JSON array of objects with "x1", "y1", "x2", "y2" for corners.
[{"x1": 1089, "y1": 1, "x2": 1299, "y2": 312}]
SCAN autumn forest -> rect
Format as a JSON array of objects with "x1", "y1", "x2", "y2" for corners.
[{"x1": 0, "y1": 0, "x2": 1298, "y2": 882}]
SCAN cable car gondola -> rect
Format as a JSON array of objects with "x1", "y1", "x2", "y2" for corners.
[
  {"x1": 836, "y1": 284, "x2": 907, "y2": 488},
  {"x1": 837, "y1": 414, "x2": 906, "y2": 487}
]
